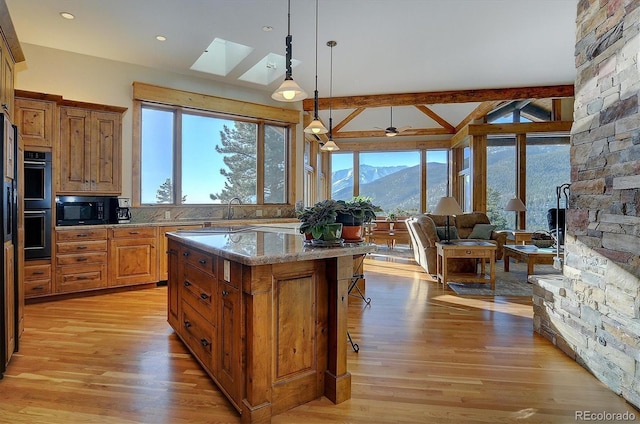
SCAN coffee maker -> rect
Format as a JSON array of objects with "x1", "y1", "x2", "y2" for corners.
[{"x1": 112, "y1": 197, "x2": 131, "y2": 223}]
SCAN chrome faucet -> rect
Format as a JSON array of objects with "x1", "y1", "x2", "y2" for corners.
[{"x1": 227, "y1": 197, "x2": 242, "y2": 220}]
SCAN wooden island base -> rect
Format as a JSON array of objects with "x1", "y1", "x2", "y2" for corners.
[{"x1": 167, "y1": 231, "x2": 374, "y2": 423}]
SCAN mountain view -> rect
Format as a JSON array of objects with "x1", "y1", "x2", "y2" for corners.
[{"x1": 331, "y1": 144, "x2": 570, "y2": 231}]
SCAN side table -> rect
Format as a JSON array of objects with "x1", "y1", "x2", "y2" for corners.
[{"x1": 436, "y1": 241, "x2": 497, "y2": 290}]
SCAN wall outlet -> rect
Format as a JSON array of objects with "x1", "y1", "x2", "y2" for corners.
[
  {"x1": 164, "y1": 210, "x2": 171, "y2": 220},
  {"x1": 276, "y1": 209, "x2": 281, "y2": 217},
  {"x1": 256, "y1": 209, "x2": 262, "y2": 217}
]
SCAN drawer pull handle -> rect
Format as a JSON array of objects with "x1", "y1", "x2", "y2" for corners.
[
  {"x1": 466, "y1": 250, "x2": 471, "y2": 254},
  {"x1": 77, "y1": 276, "x2": 89, "y2": 280},
  {"x1": 200, "y1": 338, "x2": 209, "y2": 347},
  {"x1": 200, "y1": 293, "x2": 209, "y2": 300},
  {"x1": 32, "y1": 271, "x2": 45, "y2": 275},
  {"x1": 167, "y1": 249, "x2": 176, "y2": 254},
  {"x1": 183, "y1": 252, "x2": 190, "y2": 257},
  {"x1": 76, "y1": 234, "x2": 89, "y2": 238},
  {"x1": 129, "y1": 231, "x2": 140, "y2": 235},
  {"x1": 184, "y1": 320, "x2": 191, "y2": 328},
  {"x1": 198, "y1": 259, "x2": 207, "y2": 265},
  {"x1": 77, "y1": 257, "x2": 88, "y2": 262},
  {"x1": 77, "y1": 246, "x2": 87, "y2": 250},
  {"x1": 222, "y1": 290, "x2": 229, "y2": 296},
  {"x1": 33, "y1": 285, "x2": 45, "y2": 290},
  {"x1": 183, "y1": 280, "x2": 191, "y2": 287}
]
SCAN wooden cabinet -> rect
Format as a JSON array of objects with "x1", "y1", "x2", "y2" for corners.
[
  {"x1": 14, "y1": 97, "x2": 55, "y2": 148},
  {"x1": 0, "y1": 40, "x2": 15, "y2": 119},
  {"x1": 59, "y1": 106, "x2": 123, "y2": 194},
  {"x1": 158, "y1": 225, "x2": 202, "y2": 281},
  {"x1": 108, "y1": 226, "x2": 157, "y2": 287},
  {"x1": 3, "y1": 241, "x2": 15, "y2": 369},
  {"x1": 168, "y1": 240, "x2": 243, "y2": 410},
  {"x1": 24, "y1": 261, "x2": 52, "y2": 298},
  {"x1": 55, "y1": 228, "x2": 108, "y2": 293}
]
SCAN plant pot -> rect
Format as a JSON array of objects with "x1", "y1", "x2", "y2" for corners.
[
  {"x1": 341, "y1": 224, "x2": 363, "y2": 242},
  {"x1": 315, "y1": 223, "x2": 343, "y2": 241},
  {"x1": 336, "y1": 212, "x2": 363, "y2": 226}
]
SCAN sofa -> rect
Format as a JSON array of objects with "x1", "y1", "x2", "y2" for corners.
[{"x1": 405, "y1": 212, "x2": 507, "y2": 275}]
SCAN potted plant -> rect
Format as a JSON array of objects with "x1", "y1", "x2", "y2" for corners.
[
  {"x1": 297, "y1": 199, "x2": 343, "y2": 242},
  {"x1": 336, "y1": 196, "x2": 381, "y2": 242}
]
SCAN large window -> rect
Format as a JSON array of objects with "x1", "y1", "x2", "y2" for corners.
[
  {"x1": 330, "y1": 150, "x2": 447, "y2": 215},
  {"x1": 140, "y1": 104, "x2": 288, "y2": 205}
]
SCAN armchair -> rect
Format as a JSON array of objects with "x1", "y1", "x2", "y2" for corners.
[{"x1": 406, "y1": 212, "x2": 507, "y2": 275}]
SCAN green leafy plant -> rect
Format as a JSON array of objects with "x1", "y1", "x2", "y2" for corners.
[
  {"x1": 336, "y1": 196, "x2": 382, "y2": 225},
  {"x1": 297, "y1": 199, "x2": 340, "y2": 239}
]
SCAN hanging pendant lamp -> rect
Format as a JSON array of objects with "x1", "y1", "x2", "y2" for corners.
[
  {"x1": 321, "y1": 40, "x2": 339, "y2": 152},
  {"x1": 272, "y1": 0, "x2": 307, "y2": 102},
  {"x1": 304, "y1": 0, "x2": 328, "y2": 134}
]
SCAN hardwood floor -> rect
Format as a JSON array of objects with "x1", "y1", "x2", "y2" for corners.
[{"x1": 0, "y1": 253, "x2": 634, "y2": 423}]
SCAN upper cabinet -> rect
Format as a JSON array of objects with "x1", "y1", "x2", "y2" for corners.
[
  {"x1": 59, "y1": 105, "x2": 124, "y2": 194},
  {"x1": 14, "y1": 96, "x2": 56, "y2": 148},
  {"x1": 0, "y1": 0, "x2": 25, "y2": 121}
]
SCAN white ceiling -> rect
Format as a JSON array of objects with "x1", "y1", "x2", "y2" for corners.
[{"x1": 6, "y1": 0, "x2": 579, "y2": 136}]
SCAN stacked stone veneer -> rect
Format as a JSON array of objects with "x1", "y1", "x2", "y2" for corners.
[{"x1": 532, "y1": 0, "x2": 640, "y2": 408}]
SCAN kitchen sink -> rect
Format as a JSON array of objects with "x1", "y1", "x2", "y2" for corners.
[{"x1": 177, "y1": 225, "x2": 257, "y2": 234}]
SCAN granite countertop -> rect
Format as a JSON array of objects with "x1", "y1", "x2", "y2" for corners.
[{"x1": 166, "y1": 225, "x2": 377, "y2": 266}]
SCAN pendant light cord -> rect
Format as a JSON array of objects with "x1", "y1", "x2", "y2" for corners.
[{"x1": 313, "y1": 0, "x2": 319, "y2": 119}]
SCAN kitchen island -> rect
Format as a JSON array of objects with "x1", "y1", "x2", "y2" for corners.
[{"x1": 166, "y1": 226, "x2": 376, "y2": 423}]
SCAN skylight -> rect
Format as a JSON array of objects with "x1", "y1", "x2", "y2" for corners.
[
  {"x1": 238, "y1": 53, "x2": 301, "y2": 86},
  {"x1": 190, "y1": 38, "x2": 253, "y2": 76}
]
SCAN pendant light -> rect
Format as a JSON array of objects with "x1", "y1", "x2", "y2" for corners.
[
  {"x1": 321, "y1": 40, "x2": 340, "y2": 151},
  {"x1": 272, "y1": 0, "x2": 307, "y2": 102},
  {"x1": 304, "y1": 0, "x2": 328, "y2": 134}
]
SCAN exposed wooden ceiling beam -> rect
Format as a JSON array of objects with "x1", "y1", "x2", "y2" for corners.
[
  {"x1": 333, "y1": 107, "x2": 365, "y2": 133},
  {"x1": 334, "y1": 128, "x2": 452, "y2": 139},
  {"x1": 414, "y1": 105, "x2": 455, "y2": 132},
  {"x1": 302, "y1": 85, "x2": 575, "y2": 111},
  {"x1": 454, "y1": 100, "x2": 503, "y2": 132}
]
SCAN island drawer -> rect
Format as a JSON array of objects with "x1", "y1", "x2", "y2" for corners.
[
  {"x1": 181, "y1": 300, "x2": 214, "y2": 368},
  {"x1": 182, "y1": 247, "x2": 215, "y2": 275},
  {"x1": 183, "y1": 265, "x2": 216, "y2": 323}
]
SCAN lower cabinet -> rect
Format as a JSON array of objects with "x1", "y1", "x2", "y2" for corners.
[
  {"x1": 168, "y1": 239, "x2": 242, "y2": 410},
  {"x1": 55, "y1": 228, "x2": 108, "y2": 293},
  {"x1": 158, "y1": 224, "x2": 201, "y2": 281},
  {"x1": 24, "y1": 261, "x2": 52, "y2": 298},
  {"x1": 108, "y1": 227, "x2": 158, "y2": 286}
]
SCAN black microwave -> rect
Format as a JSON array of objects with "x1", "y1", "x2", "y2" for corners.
[{"x1": 55, "y1": 196, "x2": 115, "y2": 226}]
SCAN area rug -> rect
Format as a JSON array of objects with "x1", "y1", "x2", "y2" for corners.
[{"x1": 447, "y1": 263, "x2": 559, "y2": 296}]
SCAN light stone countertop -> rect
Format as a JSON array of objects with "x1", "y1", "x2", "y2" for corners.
[{"x1": 166, "y1": 225, "x2": 376, "y2": 266}]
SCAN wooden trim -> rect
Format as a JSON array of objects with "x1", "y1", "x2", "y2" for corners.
[
  {"x1": 470, "y1": 135, "x2": 487, "y2": 213},
  {"x1": 516, "y1": 134, "x2": 527, "y2": 230},
  {"x1": 0, "y1": 0, "x2": 25, "y2": 63},
  {"x1": 325, "y1": 139, "x2": 451, "y2": 152},
  {"x1": 334, "y1": 128, "x2": 452, "y2": 139},
  {"x1": 132, "y1": 81, "x2": 299, "y2": 124},
  {"x1": 303, "y1": 85, "x2": 575, "y2": 111},
  {"x1": 131, "y1": 101, "x2": 142, "y2": 207},
  {"x1": 15, "y1": 89, "x2": 127, "y2": 114},
  {"x1": 466, "y1": 121, "x2": 573, "y2": 135}
]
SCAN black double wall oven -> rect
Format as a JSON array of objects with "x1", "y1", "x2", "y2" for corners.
[{"x1": 24, "y1": 150, "x2": 52, "y2": 260}]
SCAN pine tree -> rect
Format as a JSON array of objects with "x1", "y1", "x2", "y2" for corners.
[
  {"x1": 264, "y1": 125, "x2": 286, "y2": 203},
  {"x1": 486, "y1": 186, "x2": 508, "y2": 229},
  {"x1": 156, "y1": 178, "x2": 173, "y2": 203}
]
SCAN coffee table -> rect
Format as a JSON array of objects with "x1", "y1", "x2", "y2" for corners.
[
  {"x1": 436, "y1": 241, "x2": 497, "y2": 290},
  {"x1": 503, "y1": 244, "x2": 557, "y2": 275}
]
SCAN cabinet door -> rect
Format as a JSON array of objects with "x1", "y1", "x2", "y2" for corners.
[
  {"x1": 2, "y1": 52, "x2": 14, "y2": 119},
  {"x1": 217, "y1": 281, "x2": 241, "y2": 404},
  {"x1": 4, "y1": 242, "x2": 15, "y2": 367},
  {"x1": 15, "y1": 98, "x2": 55, "y2": 148},
  {"x1": 90, "y1": 111, "x2": 121, "y2": 193},
  {"x1": 109, "y1": 237, "x2": 157, "y2": 286},
  {"x1": 167, "y1": 240, "x2": 180, "y2": 329},
  {"x1": 59, "y1": 107, "x2": 91, "y2": 192}
]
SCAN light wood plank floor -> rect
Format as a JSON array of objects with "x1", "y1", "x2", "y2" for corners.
[{"x1": 0, "y1": 254, "x2": 635, "y2": 423}]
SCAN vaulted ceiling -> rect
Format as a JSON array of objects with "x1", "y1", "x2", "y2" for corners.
[{"x1": 6, "y1": 0, "x2": 578, "y2": 142}]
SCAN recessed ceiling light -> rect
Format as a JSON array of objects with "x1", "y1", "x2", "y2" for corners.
[
  {"x1": 262, "y1": 26, "x2": 273, "y2": 32},
  {"x1": 156, "y1": 35, "x2": 167, "y2": 41},
  {"x1": 60, "y1": 12, "x2": 75, "y2": 20}
]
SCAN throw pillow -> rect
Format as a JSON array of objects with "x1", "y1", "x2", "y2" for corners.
[
  {"x1": 436, "y1": 225, "x2": 459, "y2": 241},
  {"x1": 468, "y1": 223, "x2": 496, "y2": 239}
]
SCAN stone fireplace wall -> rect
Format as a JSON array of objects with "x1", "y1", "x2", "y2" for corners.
[{"x1": 533, "y1": 0, "x2": 640, "y2": 408}]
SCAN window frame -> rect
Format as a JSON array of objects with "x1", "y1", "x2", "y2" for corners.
[{"x1": 132, "y1": 82, "x2": 299, "y2": 207}]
